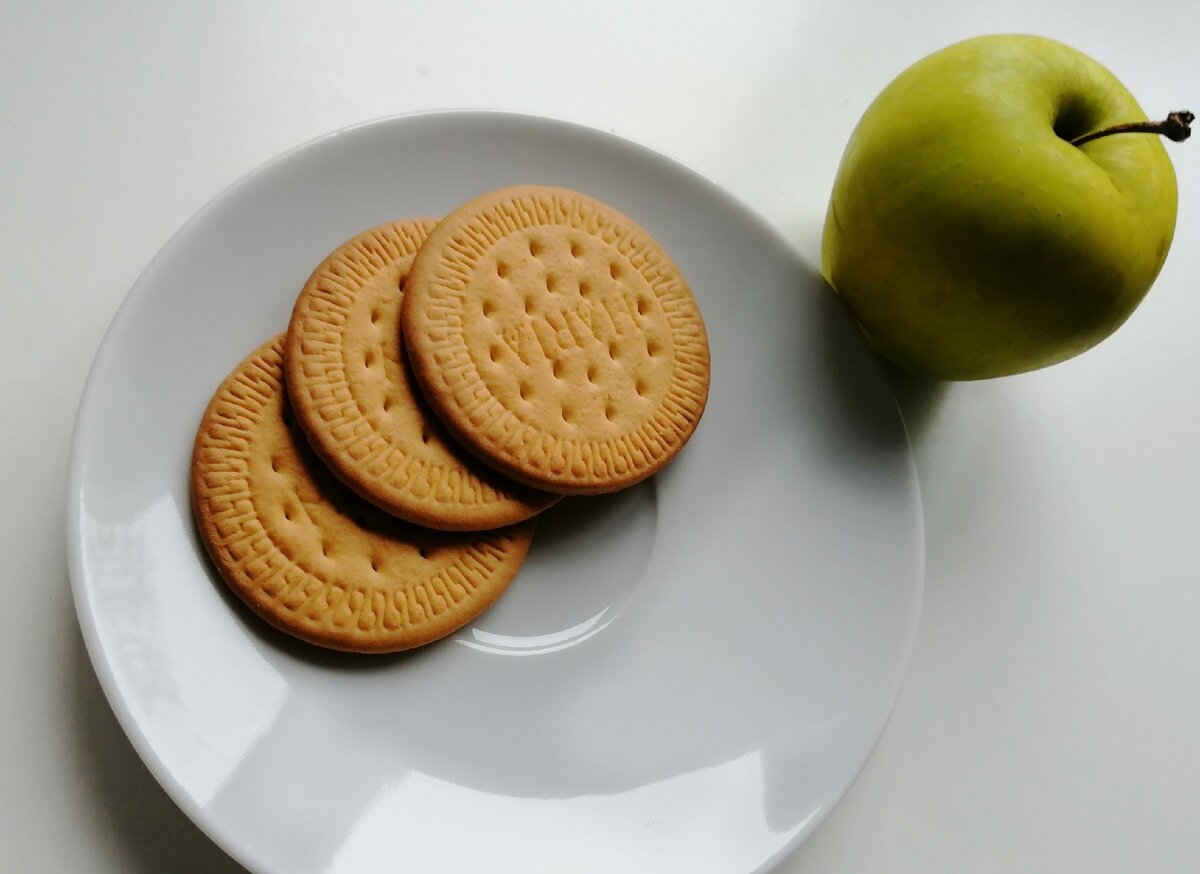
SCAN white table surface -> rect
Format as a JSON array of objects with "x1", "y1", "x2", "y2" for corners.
[{"x1": 3, "y1": 2, "x2": 1197, "y2": 872}]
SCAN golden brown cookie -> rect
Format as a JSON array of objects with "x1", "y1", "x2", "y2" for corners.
[
  {"x1": 401, "y1": 186, "x2": 710, "y2": 495},
  {"x1": 191, "y1": 336, "x2": 534, "y2": 654},
  {"x1": 285, "y1": 220, "x2": 556, "y2": 531}
]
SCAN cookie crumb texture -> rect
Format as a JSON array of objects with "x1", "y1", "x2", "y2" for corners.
[
  {"x1": 403, "y1": 186, "x2": 711, "y2": 494},
  {"x1": 191, "y1": 336, "x2": 533, "y2": 653}
]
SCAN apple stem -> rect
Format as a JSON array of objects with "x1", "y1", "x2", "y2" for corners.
[{"x1": 1070, "y1": 110, "x2": 1194, "y2": 147}]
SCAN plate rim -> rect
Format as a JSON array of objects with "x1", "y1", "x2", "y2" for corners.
[{"x1": 66, "y1": 108, "x2": 925, "y2": 874}]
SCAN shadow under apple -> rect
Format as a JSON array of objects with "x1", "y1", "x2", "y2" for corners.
[{"x1": 806, "y1": 260, "x2": 948, "y2": 443}]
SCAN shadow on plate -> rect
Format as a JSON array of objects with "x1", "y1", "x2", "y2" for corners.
[{"x1": 808, "y1": 264, "x2": 947, "y2": 442}]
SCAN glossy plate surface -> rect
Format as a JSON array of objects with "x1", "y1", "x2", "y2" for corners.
[{"x1": 68, "y1": 111, "x2": 923, "y2": 874}]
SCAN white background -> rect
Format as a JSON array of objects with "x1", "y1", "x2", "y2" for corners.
[{"x1": 2, "y1": 1, "x2": 1198, "y2": 872}]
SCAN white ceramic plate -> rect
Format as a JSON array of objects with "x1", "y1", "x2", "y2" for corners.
[{"x1": 68, "y1": 111, "x2": 923, "y2": 874}]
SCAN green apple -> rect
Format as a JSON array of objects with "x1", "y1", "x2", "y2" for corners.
[{"x1": 821, "y1": 34, "x2": 1189, "y2": 380}]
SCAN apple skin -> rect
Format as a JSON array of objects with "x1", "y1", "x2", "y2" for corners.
[{"x1": 821, "y1": 34, "x2": 1179, "y2": 380}]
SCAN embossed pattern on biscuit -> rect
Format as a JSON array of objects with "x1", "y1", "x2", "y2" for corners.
[
  {"x1": 191, "y1": 336, "x2": 533, "y2": 653},
  {"x1": 403, "y1": 186, "x2": 711, "y2": 495},
  {"x1": 285, "y1": 220, "x2": 556, "y2": 531}
]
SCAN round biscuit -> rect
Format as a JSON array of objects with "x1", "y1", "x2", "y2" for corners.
[
  {"x1": 191, "y1": 336, "x2": 534, "y2": 654},
  {"x1": 401, "y1": 186, "x2": 710, "y2": 494},
  {"x1": 285, "y1": 220, "x2": 556, "y2": 531}
]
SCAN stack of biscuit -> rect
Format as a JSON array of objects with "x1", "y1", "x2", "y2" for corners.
[{"x1": 191, "y1": 186, "x2": 710, "y2": 653}]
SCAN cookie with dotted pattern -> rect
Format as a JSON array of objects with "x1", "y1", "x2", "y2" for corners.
[
  {"x1": 285, "y1": 219, "x2": 556, "y2": 531},
  {"x1": 191, "y1": 335, "x2": 534, "y2": 654},
  {"x1": 401, "y1": 186, "x2": 711, "y2": 495}
]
